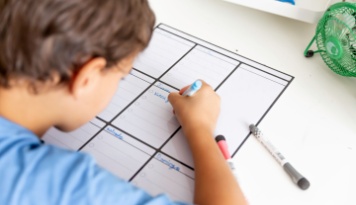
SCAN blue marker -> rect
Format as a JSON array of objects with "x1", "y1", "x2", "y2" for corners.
[
  {"x1": 277, "y1": 0, "x2": 295, "y2": 5},
  {"x1": 182, "y1": 80, "x2": 202, "y2": 96}
]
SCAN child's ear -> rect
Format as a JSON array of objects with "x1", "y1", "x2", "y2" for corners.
[{"x1": 70, "y1": 57, "x2": 107, "y2": 99}]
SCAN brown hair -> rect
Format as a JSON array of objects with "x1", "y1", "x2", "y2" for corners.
[{"x1": 0, "y1": 0, "x2": 155, "y2": 90}]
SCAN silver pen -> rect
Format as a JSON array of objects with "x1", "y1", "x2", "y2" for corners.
[{"x1": 249, "y1": 124, "x2": 310, "y2": 190}]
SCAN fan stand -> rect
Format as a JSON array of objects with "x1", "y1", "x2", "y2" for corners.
[{"x1": 304, "y1": 32, "x2": 325, "y2": 58}]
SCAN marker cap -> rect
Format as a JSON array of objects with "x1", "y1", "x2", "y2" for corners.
[
  {"x1": 182, "y1": 80, "x2": 202, "y2": 96},
  {"x1": 283, "y1": 163, "x2": 310, "y2": 190},
  {"x1": 215, "y1": 135, "x2": 226, "y2": 143},
  {"x1": 191, "y1": 80, "x2": 202, "y2": 91}
]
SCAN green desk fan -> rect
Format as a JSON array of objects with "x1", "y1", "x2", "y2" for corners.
[{"x1": 304, "y1": 2, "x2": 356, "y2": 77}]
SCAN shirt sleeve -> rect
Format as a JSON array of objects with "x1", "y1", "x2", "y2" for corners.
[{"x1": 24, "y1": 144, "x2": 190, "y2": 205}]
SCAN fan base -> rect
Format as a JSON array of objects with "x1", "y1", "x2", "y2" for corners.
[{"x1": 304, "y1": 50, "x2": 314, "y2": 58}]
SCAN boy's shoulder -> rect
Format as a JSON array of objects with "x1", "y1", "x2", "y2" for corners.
[
  {"x1": 0, "y1": 117, "x2": 185, "y2": 205},
  {"x1": 0, "y1": 117, "x2": 96, "y2": 204},
  {"x1": 0, "y1": 116, "x2": 91, "y2": 177}
]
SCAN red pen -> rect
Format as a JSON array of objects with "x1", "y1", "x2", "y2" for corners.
[
  {"x1": 215, "y1": 135, "x2": 231, "y2": 160},
  {"x1": 215, "y1": 135, "x2": 239, "y2": 180}
]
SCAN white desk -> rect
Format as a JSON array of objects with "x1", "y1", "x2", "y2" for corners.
[{"x1": 149, "y1": 0, "x2": 356, "y2": 204}]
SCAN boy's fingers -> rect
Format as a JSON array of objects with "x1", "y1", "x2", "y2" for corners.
[
  {"x1": 179, "y1": 85, "x2": 190, "y2": 95},
  {"x1": 200, "y1": 80, "x2": 212, "y2": 90},
  {"x1": 168, "y1": 92, "x2": 181, "y2": 106}
]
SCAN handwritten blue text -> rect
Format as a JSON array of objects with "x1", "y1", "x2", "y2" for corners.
[
  {"x1": 155, "y1": 153, "x2": 180, "y2": 171},
  {"x1": 106, "y1": 127, "x2": 124, "y2": 140},
  {"x1": 154, "y1": 91, "x2": 169, "y2": 103}
]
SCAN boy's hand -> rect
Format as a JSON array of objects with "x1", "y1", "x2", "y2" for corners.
[
  {"x1": 169, "y1": 81, "x2": 247, "y2": 205},
  {"x1": 168, "y1": 80, "x2": 220, "y2": 137}
]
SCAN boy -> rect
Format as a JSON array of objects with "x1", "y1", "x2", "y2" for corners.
[{"x1": 0, "y1": 0, "x2": 247, "y2": 204}]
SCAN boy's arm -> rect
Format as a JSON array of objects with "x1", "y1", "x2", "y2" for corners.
[{"x1": 168, "y1": 81, "x2": 247, "y2": 205}]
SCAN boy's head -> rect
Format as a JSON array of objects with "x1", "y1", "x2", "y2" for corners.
[{"x1": 0, "y1": 0, "x2": 155, "y2": 132}]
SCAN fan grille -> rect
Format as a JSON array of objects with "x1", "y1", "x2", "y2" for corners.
[{"x1": 315, "y1": 5, "x2": 356, "y2": 77}]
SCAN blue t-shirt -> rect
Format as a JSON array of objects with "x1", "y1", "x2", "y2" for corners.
[{"x1": 0, "y1": 117, "x2": 188, "y2": 205}]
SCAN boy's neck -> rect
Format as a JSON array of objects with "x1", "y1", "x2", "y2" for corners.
[{"x1": 0, "y1": 86, "x2": 61, "y2": 137}]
